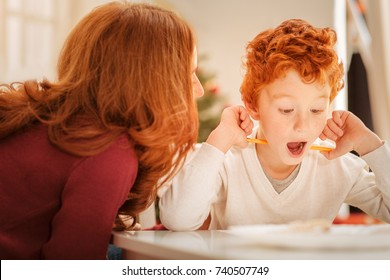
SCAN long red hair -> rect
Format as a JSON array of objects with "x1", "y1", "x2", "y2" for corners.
[
  {"x1": 241, "y1": 19, "x2": 344, "y2": 107},
  {"x1": 0, "y1": 2, "x2": 198, "y2": 229}
]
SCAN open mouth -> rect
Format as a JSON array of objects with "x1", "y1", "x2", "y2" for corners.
[{"x1": 287, "y1": 142, "x2": 307, "y2": 156}]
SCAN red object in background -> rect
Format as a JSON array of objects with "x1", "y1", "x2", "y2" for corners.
[
  {"x1": 143, "y1": 223, "x2": 167, "y2": 231},
  {"x1": 333, "y1": 213, "x2": 383, "y2": 225}
]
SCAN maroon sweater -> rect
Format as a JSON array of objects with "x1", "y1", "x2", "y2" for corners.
[{"x1": 0, "y1": 124, "x2": 138, "y2": 259}]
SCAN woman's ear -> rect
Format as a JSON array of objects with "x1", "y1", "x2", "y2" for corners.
[{"x1": 243, "y1": 100, "x2": 260, "y2": 120}]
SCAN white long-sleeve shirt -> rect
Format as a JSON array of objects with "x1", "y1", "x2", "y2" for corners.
[{"x1": 159, "y1": 130, "x2": 390, "y2": 231}]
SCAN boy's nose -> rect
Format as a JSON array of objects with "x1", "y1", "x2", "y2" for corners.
[{"x1": 293, "y1": 113, "x2": 308, "y2": 132}]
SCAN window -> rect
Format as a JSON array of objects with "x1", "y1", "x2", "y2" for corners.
[{"x1": 1, "y1": 0, "x2": 56, "y2": 82}]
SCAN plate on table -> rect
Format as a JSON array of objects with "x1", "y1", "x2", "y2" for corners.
[{"x1": 228, "y1": 223, "x2": 390, "y2": 250}]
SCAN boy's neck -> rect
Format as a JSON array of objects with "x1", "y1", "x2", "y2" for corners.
[{"x1": 255, "y1": 144, "x2": 299, "y2": 180}]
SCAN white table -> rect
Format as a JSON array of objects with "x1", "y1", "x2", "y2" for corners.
[{"x1": 111, "y1": 229, "x2": 390, "y2": 260}]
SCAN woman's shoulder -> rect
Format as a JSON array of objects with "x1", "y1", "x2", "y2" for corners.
[
  {"x1": 90, "y1": 134, "x2": 138, "y2": 169},
  {"x1": 68, "y1": 135, "x2": 138, "y2": 201}
]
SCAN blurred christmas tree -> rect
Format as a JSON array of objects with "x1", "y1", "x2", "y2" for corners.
[{"x1": 196, "y1": 55, "x2": 228, "y2": 142}]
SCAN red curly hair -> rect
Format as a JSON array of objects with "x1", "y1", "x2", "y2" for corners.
[
  {"x1": 241, "y1": 19, "x2": 344, "y2": 107},
  {"x1": 0, "y1": 2, "x2": 198, "y2": 229}
]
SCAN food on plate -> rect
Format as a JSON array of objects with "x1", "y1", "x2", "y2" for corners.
[{"x1": 288, "y1": 219, "x2": 332, "y2": 233}]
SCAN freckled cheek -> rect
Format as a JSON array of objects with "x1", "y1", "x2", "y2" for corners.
[{"x1": 262, "y1": 119, "x2": 290, "y2": 140}]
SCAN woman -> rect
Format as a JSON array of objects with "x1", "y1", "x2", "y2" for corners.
[{"x1": 0, "y1": 1, "x2": 203, "y2": 259}]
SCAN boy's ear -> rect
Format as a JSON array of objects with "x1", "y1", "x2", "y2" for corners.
[{"x1": 243, "y1": 100, "x2": 260, "y2": 120}]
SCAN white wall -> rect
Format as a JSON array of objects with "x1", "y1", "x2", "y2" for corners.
[{"x1": 165, "y1": 0, "x2": 338, "y2": 105}]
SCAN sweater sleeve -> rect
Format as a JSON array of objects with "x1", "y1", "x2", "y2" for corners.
[
  {"x1": 159, "y1": 143, "x2": 225, "y2": 231},
  {"x1": 41, "y1": 140, "x2": 138, "y2": 259},
  {"x1": 347, "y1": 142, "x2": 390, "y2": 223}
]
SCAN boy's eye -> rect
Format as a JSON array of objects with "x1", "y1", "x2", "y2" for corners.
[
  {"x1": 278, "y1": 108, "x2": 294, "y2": 114},
  {"x1": 311, "y1": 109, "x2": 324, "y2": 114}
]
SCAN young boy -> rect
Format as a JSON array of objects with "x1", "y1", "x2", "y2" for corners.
[{"x1": 159, "y1": 19, "x2": 390, "y2": 230}]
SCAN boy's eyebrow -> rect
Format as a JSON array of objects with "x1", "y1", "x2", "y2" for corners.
[
  {"x1": 271, "y1": 92, "x2": 330, "y2": 100},
  {"x1": 271, "y1": 92, "x2": 293, "y2": 100}
]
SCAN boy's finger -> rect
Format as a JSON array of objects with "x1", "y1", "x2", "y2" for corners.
[
  {"x1": 322, "y1": 126, "x2": 338, "y2": 141},
  {"x1": 319, "y1": 133, "x2": 327, "y2": 140},
  {"x1": 326, "y1": 119, "x2": 344, "y2": 137},
  {"x1": 332, "y1": 111, "x2": 343, "y2": 126}
]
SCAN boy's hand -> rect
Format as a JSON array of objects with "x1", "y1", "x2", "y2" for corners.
[
  {"x1": 221, "y1": 105, "x2": 253, "y2": 135},
  {"x1": 206, "y1": 106, "x2": 254, "y2": 153},
  {"x1": 320, "y1": 110, "x2": 382, "y2": 159}
]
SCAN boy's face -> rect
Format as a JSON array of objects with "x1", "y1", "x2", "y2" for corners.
[{"x1": 246, "y1": 69, "x2": 331, "y2": 166}]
